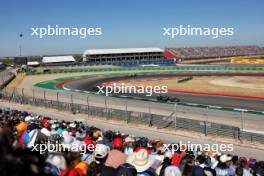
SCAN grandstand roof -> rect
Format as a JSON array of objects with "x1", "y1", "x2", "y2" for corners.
[
  {"x1": 83, "y1": 48, "x2": 164, "y2": 56},
  {"x1": 42, "y1": 56, "x2": 75, "y2": 63}
]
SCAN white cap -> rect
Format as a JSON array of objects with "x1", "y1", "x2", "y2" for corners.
[
  {"x1": 25, "y1": 115, "x2": 34, "y2": 122},
  {"x1": 94, "y1": 144, "x2": 110, "y2": 159},
  {"x1": 46, "y1": 154, "x2": 66, "y2": 170},
  {"x1": 164, "y1": 166, "x2": 182, "y2": 176},
  {"x1": 164, "y1": 150, "x2": 173, "y2": 159},
  {"x1": 69, "y1": 123, "x2": 76, "y2": 128},
  {"x1": 220, "y1": 154, "x2": 232, "y2": 163}
]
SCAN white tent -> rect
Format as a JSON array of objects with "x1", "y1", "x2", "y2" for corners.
[
  {"x1": 27, "y1": 61, "x2": 40, "y2": 66},
  {"x1": 42, "y1": 56, "x2": 75, "y2": 64}
]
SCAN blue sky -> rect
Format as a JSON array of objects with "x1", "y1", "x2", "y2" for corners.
[{"x1": 0, "y1": 0, "x2": 263, "y2": 57}]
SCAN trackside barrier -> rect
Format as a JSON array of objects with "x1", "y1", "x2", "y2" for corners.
[
  {"x1": 0, "y1": 70, "x2": 16, "y2": 89},
  {"x1": 26, "y1": 66, "x2": 264, "y2": 76},
  {"x1": 107, "y1": 95, "x2": 264, "y2": 116},
  {"x1": 1, "y1": 89, "x2": 264, "y2": 143}
]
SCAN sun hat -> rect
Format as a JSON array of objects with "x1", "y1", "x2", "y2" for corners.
[
  {"x1": 94, "y1": 144, "x2": 110, "y2": 159},
  {"x1": 220, "y1": 154, "x2": 232, "y2": 163},
  {"x1": 125, "y1": 136, "x2": 135, "y2": 143},
  {"x1": 126, "y1": 149, "x2": 155, "y2": 172},
  {"x1": 105, "y1": 149, "x2": 127, "y2": 168},
  {"x1": 164, "y1": 165, "x2": 182, "y2": 176}
]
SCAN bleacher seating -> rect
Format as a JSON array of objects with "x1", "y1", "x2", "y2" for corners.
[
  {"x1": 168, "y1": 46, "x2": 264, "y2": 59},
  {"x1": 0, "y1": 107, "x2": 263, "y2": 176}
]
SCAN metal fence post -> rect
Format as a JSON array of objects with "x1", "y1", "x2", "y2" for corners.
[
  {"x1": 13, "y1": 87, "x2": 17, "y2": 102},
  {"x1": 22, "y1": 88, "x2": 25, "y2": 103},
  {"x1": 205, "y1": 107, "x2": 209, "y2": 123},
  {"x1": 204, "y1": 107, "x2": 209, "y2": 136},
  {"x1": 70, "y1": 94, "x2": 74, "y2": 112},
  {"x1": 125, "y1": 99, "x2": 129, "y2": 123},
  {"x1": 105, "y1": 96, "x2": 108, "y2": 118},
  {"x1": 87, "y1": 95, "x2": 90, "y2": 117},
  {"x1": 204, "y1": 121, "x2": 207, "y2": 136},
  {"x1": 148, "y1": 103, "x2": 152, "y2": 127},
  {"x1": 43, "y1": 90, "x2": 46, "y2": 106},
  {"x1": 174, "y1": 103, "x2": 177, "y2": 130},
  {"x1": 32, "y1": 89, "x2": 35, "y2": 104},
  {"x1": 57, "y1": 92, "x2": 59, "y2": 109},
  {"x1": 241, "y1": 111, "x2": 244, "y2": 132}
]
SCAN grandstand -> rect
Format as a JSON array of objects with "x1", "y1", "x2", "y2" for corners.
[
  {"x1": 231, "y1": 58, "x2": 264, "y2": 65},
  {"x1": 82, "y1": 48, "x2": 165, "y2": 64},
  {"x1": 0, "y1": 107, "x2": 263, "y2": 176},
  {"x1": 167, "y1": 46, "x2": 264, "y2": 60}
]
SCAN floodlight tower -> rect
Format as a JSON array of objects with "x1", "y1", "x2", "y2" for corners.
[{"x1": 19, "y1": 34, "x2": 23, "y2": 56}]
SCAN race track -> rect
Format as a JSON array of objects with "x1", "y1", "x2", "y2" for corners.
[
  {"x1": 58, "y1": 73, "x2": 264, "y2": 132},
  {"x1": 63, "y1": 73, "x2": 264, "y2": 111}
]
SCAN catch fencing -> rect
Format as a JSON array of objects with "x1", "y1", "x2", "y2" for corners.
[
  {"x1": 26, "y1": 65, "x2": 264, "y2": 76},
  {"x1": 1, "y1": 87, "x2": 264, "y2": 144},
  {"x1": 0, "y1": 69, "x2": 15, "y2": 89}
]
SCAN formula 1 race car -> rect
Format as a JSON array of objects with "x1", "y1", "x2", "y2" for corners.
[{"x1": 156, "y1": 95, "x2": 180, "y2": 103}]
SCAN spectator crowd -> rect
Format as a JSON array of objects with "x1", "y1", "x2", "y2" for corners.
[
  {"x1": 168, "y1": 46, "x2": 264, "y2": 59},
  {"x1": 0, "y1": 108, "x2": 263, "y2": 176}
]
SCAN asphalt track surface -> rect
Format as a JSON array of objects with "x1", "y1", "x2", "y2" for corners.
[
  {"x1": 64, "y1": 73, "x2": 264, "y2": 111},
  {"x1": 61, "y1": 73, "x2": 264, "y2": 132}
]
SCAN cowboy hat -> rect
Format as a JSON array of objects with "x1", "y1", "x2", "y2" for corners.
[{"x1": 126, "y1": 149, "x2": 155, "y2": 172}]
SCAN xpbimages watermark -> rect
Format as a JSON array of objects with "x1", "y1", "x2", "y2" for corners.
[
  {"x1": 163, "y1": 141, "x2": 234, "y2": 154},
  {"x1": 163, "y1": 25, "x2": 234, "y2": 39},
  {"x1": 31, "y1": 141, "x2": 95, "y2": 154},
  {"x1": 31, "y1": 25, "x2": 102, "y2": 39},
  {"x1": 95, "y1": 83, "x2": 168, "y2": 96},
  {"x1": 31, "y1": 140, "x2": 233, "y2": 155}
]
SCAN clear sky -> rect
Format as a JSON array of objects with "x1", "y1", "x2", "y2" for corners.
[{"x1": 0, "y1": 0, "x2": 263, "y2": 57}]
